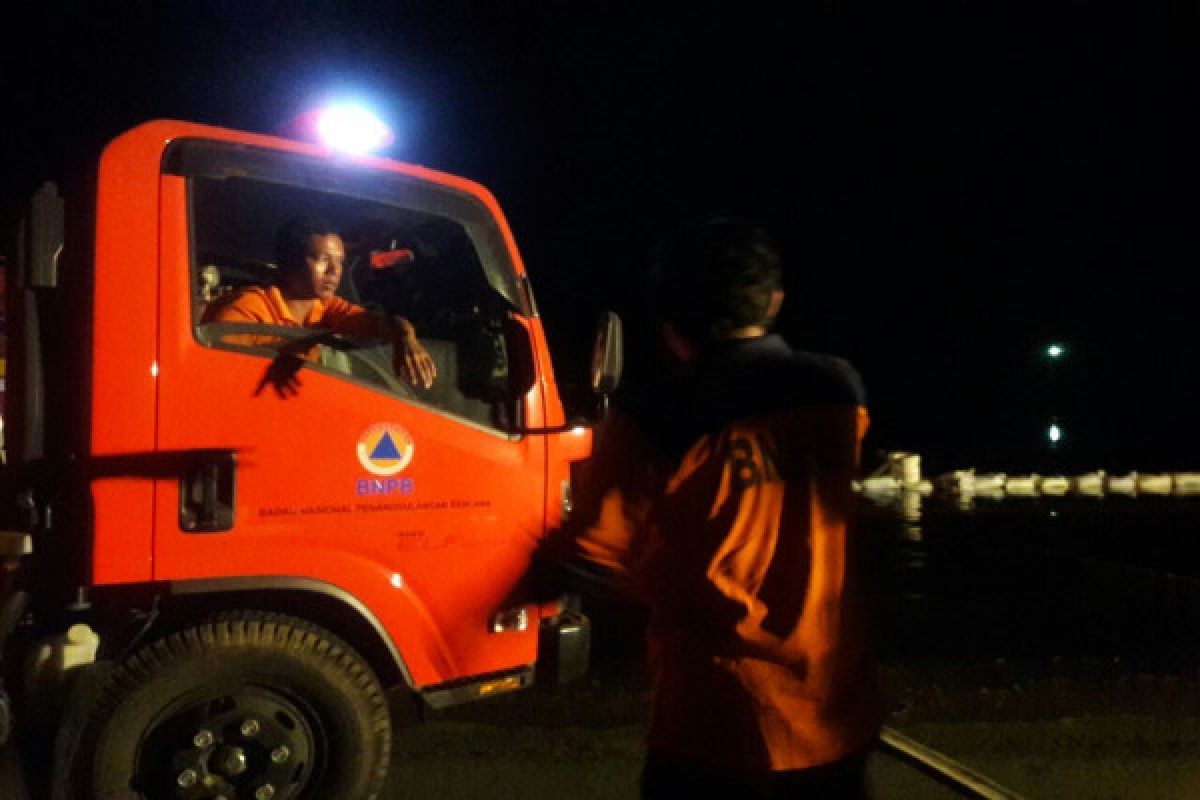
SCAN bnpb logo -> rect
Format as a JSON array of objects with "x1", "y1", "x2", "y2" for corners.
[{"x1": 356, "y1": 423, "x2": 415, "y2": 476}]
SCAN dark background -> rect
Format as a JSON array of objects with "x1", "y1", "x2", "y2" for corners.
[{"x1": 2, "y1": 1, "x2": 1196, "y2": 474}]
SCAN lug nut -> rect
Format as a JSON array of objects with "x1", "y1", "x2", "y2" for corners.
[
  {"x1": 219, "y1": 746, "x2": 248, "y2": 777},
  {"x1": 270, "y1": 745, "x2": 291, "y2": 764},
  {"x1": 255, "y1": 784, "x2": 276, "y2": 800},
  {"x1": 240, "y1": 718, "x2": 261, "y2": 737},
  {"x1": 193, "y1": 729, "x2": 215, "y2": 748},
  {"x1": 177, "y1": 769, "x2": 199, "y2": 788}
]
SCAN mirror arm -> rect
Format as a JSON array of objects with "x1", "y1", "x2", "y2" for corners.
[{"x1": 512, "y1": 419, "x2": 595, "y2": 436}]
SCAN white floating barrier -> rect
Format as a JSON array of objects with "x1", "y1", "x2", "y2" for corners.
[
  {"x1": 888, "y1": 452, "x2": 922, "y2": 486},
  {"x1": 875, "y1": 457, "x2": 1200, "y2": 506},
  {"x1": 1005, "y1": 475, "x2": 1039, "y2": 496},
  {"x1": 974, "y1": 473, "x2": 1007, "y2": 493},
  {"x1": 1039, "y1": 476, "x2": 1070, "y2": 496},
  {"x1": 1074, "y1": 471, "x2": 1106, "y2": 496},
  {"x1": 1173, "y1": 473, "x2": 1200, "y2": 495},
  {"x1": 861, "y1": 475, "x2": 902, "y2": 494},
  {"x1": 1137, "y1": 473, "x2": 1172, "y2": 495},
  {"x1": 934, "y1": 470, "x2": 976, "y2": 494},
  {"x1": 1106, "y1": 472, "x2": 1137, "y2": 496}
]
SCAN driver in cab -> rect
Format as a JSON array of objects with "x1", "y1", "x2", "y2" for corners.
[{"x1": 203, "y1": 215, "x2": 437, "y2": 388}]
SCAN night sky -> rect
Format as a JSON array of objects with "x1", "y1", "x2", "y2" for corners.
[{"x1": 3, "y1": 2, "x2": 1196, "y2": 473}]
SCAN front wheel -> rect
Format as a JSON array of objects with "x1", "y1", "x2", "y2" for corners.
[{"x1": 67, "y1": 612, "x2": 391, "y2": 800}]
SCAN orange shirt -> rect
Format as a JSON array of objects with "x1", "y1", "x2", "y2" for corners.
[
  {"x1": 569, "y1": 343, "x2": 881, "y2": 773},
  {"x1": 201, "y1": 287, "x2": 400, "y2": 368},
  {"x1": 204, "y1": 285, "x2": 394, "y2": 341}
]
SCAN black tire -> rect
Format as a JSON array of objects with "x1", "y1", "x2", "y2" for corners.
[{"x1": 66, "y1": 611, "x2": 390, "y2": 800}]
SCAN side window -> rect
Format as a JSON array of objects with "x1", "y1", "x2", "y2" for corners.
[{"x1": 189, "y1": 175, "x2": 520, "y2": 432}]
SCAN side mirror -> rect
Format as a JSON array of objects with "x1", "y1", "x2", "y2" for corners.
[
  {"x1": 590, "y1": 312, "x2": 623, "y2": 398},
  {"x1": 25, "y1": 182, "x2": 64, "y2": 289},
  {"x1": 513, "y1": 312, "x2": 623, "y2": 436}
]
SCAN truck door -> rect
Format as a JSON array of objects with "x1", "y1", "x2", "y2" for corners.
[{"x1": 151, "y1": 141, "x2": 547, "y2": 685}]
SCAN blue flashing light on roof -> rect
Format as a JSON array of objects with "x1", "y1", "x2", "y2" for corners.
[{"x1": 314, "y1": 105, "x2": 394, "y2": 154}]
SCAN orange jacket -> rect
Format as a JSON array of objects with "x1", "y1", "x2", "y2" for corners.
[
  {"x1": 570, "y1": 336, "x2": 881, "y2": 772},
  {"x1": 201, "y1": 286, "x2": 398, "y2": 364},
  {"x1": 203, "y1": 285, "x2": 394, "y2": 340}
]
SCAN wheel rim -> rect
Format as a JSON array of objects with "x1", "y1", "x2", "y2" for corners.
[{"x1": 133, "y1": 685, "x2": 324, "y2": 800}]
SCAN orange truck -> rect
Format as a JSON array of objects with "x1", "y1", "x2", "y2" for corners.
[{"x1": 0, "y1": 120, "x2": 622, "y2": 799}]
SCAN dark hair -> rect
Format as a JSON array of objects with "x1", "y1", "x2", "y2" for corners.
[
  {"x1": 274, "y1": 216, "x2": 339, "y2": 275},
  {"x1": 652, "y1": 216, "x2": 783, "y2": 343}
]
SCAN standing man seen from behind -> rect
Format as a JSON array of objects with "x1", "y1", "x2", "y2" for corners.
[{"x1": 564, "y1": 217, "x2": 881, "y2": 799}]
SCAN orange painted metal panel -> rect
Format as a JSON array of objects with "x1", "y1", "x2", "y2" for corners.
[
  {"x1": 90, "y1": 125, "x2": 162, "y2": 584},
  {"x1": 87, "y1": 120, "x2": 592, "y2": 686},
  {"x1": 153, "y1": 146, "x2": 547, "y2": 686}
]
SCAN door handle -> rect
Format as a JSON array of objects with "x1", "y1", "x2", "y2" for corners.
[{"x1": 179, "y1": 453, "x2": 236, "y2": 533}]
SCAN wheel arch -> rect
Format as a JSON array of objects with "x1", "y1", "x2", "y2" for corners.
[{"x1": 160, "y1": 577, "x2": 414, "y2": 689}]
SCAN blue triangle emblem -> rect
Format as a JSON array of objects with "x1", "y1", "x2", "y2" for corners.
[{"x1": 370, "y1": 432, "x2": 403, "y2": 460}]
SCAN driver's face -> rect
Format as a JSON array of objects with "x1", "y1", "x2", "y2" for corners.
[{"x1": 297, "y1": 233, "x2": 345, "y2": 302}]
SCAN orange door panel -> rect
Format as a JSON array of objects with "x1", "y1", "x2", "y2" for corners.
[{"x1": 153, "y1": 175, "x2": 546, "y2": 687}]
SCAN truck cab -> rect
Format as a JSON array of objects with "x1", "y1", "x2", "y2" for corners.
[{"x1": 0, "y1": 120, "x2": 616, "y2": 799}]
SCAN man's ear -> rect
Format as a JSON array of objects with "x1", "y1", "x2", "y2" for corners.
[{"x1": 765, "y1": 289, "x2": 784, "y2": 323}]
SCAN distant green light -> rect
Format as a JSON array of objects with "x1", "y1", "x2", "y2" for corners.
[
  {"x1": 1047, "y1": 423, "x2": 1063, "y2": 444},
  {"x1": 1045, "y1": 343, "x2": 1066, "y2": 359}
]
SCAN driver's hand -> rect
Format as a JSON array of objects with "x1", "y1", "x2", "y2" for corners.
[
  {"x1": 255, "y1": 352, "x2": 305, "y2": 399},
  {"x1": 394, "y1": 319, "x2": 436, "y2": 389}
]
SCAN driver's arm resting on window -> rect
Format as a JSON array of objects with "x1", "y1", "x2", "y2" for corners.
[{"x1": 203, "y1": 216, "x2": 436, "y2": 388}]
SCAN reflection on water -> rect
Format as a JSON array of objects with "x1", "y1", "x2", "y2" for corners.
[{"x1": 860, "y1": 493, "x2": 1200, "y2": 671}]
